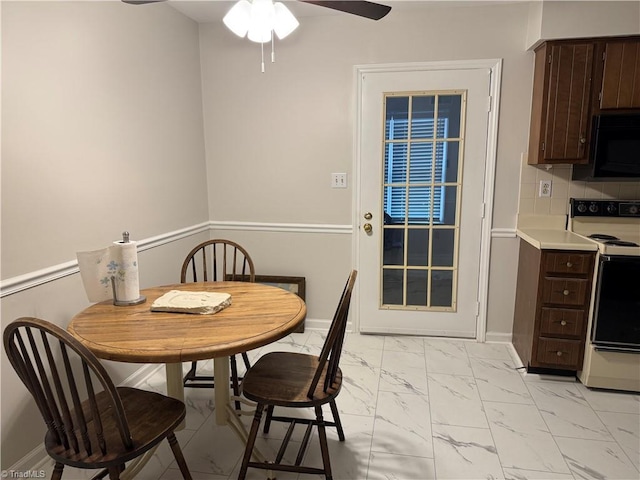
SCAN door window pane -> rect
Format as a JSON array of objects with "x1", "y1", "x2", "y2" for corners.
[
  {"x1": 382, "y1": 269, "x2": 404, "y2": 305},
  {"x1": 408, "y1": 186, "x2": 431, "y2": 225},
  {"x1": 432, "y1": 229, "x2": 455, "y2": 267},
  {"x1": 383, "y1": 228, "x2": 404, "y2": 266},
  {"x1": 431, "y1": 270, "x2": 453, "y2": 307},
  {"x1": 407, "y1": 270, "x2": 428, "y2": 306},
  {"x1": 385, "y1": 97, "x2": 409, "y2": 140},
  {"x1": 438, "y1": 95, "x2": 462, "y2": 138},
  {"x1": 409, "y1": 143, "x2": 433, "y2": 183},
  {"x1": 407, "y1": 229, "x2": 429, "y2": 266},
  {"x1": 385, "y1": 143, "x2": 408, "y2": 183},
  {"x1": 411, "y1": 96, "x2": 435, "y2": 139},
  {"x1": 384, "y1": 186, "x2": 406, "y2": 222},
  {"x1": 443, "y1": 141, "x2": 460, "y2": 183},
  {"x1": 440, "y1": 186, "x2": 457, "y2": 226}
]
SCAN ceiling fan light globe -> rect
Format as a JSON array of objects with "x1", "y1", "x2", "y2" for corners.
[
  {"x1": 223, "y1": 0, "x2": 252, "y2": 37},
  {"x1": 273, "y1": 2, "x2": 299, "y2": 39},
  {"x1": 247, "y1": 25, "x2": 272, "y2": 43}
]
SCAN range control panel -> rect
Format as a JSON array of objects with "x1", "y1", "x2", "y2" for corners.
[{"x1": 570, "y1": 199, "x2": 640, "y2": 217}]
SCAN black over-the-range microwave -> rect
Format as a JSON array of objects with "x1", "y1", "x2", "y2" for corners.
[{"x1": 572, "y1": 113, "x2": 640, "y2": 181}]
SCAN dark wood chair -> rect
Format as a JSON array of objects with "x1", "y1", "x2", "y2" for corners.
[
  {"x1": 238, "y1": 270, "x2": 357, "y2": 480},
  {"x1": 3, "y1": 317, "x2": 192, "y2": 480},
  {"x1": 180, "y1": 239, "x2": 255, "y2": 407}
]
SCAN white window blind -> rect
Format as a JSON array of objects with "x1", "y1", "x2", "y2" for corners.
[{"x1": 385, "y1": 116, "x2": 449, "y2": 224}]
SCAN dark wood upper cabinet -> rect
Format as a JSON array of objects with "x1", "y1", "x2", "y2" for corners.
[
  {"x1": 600, "y1": 40, "x2": 640, "y2": 109},
  {"x1": 528, "y1": 41, "x2": 595, "y2": 165}
]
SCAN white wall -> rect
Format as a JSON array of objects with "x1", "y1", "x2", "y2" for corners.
[
  {"x1": 199, "y1": 1, "x2": 535, "y2": 335},
  {"x1": 1, "y1": 1, "x2": 208, "y2": 468},
  {"x1": 527, "y1": 0, "x2": 640, "y2": 49}
]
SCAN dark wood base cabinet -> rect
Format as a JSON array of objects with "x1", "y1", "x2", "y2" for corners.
[{"x1": 512, "y1": 240, "x2": 595, "y2": 372}]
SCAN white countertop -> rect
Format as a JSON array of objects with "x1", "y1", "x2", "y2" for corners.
[{"x1": 517, "y1": 228, "x2": 598, "y2": 251}]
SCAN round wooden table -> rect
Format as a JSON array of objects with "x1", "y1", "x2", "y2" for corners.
[
  {"x1": 68, "y1": 281, "x2": 306, "y2": 478},
  {"x1": 69, "y1": 281, "x2": 306, "y2": 364}
]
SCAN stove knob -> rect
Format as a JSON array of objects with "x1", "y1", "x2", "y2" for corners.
[
  {"x1": 589, "y1": 203, "x2": 599, "y2": 213},
  {"x1": 630, "y1": 205, "x2": 639, "y2": 215},
  {"x1": 577, "y1": 203, "x2": 587, "y2": 213},
  {"x1": 606, "y1": 203, "x2": 617, "y2": 214}
]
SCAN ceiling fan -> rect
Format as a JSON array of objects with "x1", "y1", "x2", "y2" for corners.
[{"x1": 122, "y1": 0, "x2": 392, "y2": 21}]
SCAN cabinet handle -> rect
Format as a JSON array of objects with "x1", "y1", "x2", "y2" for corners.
[
  {"x1": 566, "y1": 262, "x2": 573, "y2": 268},
  {"x1": 556, "y1": 351, "x2": 563, "y2": 357},
  {"x1": 560, "y1": 320, "x2": 567, "y2": 326},
  {"x1": 579, "y1": 137, "x2": 586, "y2": 144},
  {"x1": 563, "y1": 290, "x2": 570, "y2": 296}
]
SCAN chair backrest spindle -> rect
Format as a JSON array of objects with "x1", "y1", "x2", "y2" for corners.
[
  {"x1": 3, "y1": 318, "x2": 135, "y2": 458},
  {"x1": 181, "y1": 239, "x2": 255, "y2": 284},
  {"x1": 307, "y1": 270, "x2": 357, "y2": 398}
]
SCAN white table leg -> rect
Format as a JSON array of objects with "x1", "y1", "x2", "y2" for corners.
[{"x1": 214, "y1": 357, "x2": 267, "y2": 465}]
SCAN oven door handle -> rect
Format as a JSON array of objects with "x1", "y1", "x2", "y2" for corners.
[{"x1": 594, "y1": 345, "x2": 640, "y2": 354}]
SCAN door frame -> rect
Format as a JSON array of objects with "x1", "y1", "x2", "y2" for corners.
[{"x1": 351, "y1": 59, "x2": 503, "y2": 342}]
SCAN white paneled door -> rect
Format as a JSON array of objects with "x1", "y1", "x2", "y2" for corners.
[{"x1": 357, "y1": 64, "x2": 493, "y2": 338}]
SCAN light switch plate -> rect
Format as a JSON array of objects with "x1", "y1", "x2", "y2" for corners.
[{"x1": 331, "y1": 173, "x2": 347, "y2": 189}]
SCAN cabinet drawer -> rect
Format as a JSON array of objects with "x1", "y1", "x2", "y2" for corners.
[
  {"x1": 543, "y1": 252, "x2": 593, "y2": 275},
  {"x1": 541, "y1": 278, "x2": 589, "y2": 306},
  {"x1": 539, "y1": 308, "x2": 586, "y2": 338},
  {"x1": 536, "y1": 338, "x2": 582, "y2": 368}
]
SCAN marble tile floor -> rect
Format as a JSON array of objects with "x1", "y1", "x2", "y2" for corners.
[{"x1": 53, "y1": 333, "x2": 639, "y2": 480}]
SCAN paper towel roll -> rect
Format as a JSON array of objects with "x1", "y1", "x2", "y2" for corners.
[
  {"x1": 111, "y1": 240, "x2": 141, "y2": 302},
  {"x1": 77, "y1": 238, "x2": 142, "y2": 303}
]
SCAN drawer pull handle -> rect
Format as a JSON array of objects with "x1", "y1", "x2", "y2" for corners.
[
  {"x1": 560, "y1": 320, "x2": 567, "y2": 326},
  {"x1": 556, "y1": 351, "x2": 563, "y2": 357},
  {"x1": 563, "y1": 290, "x2": 570, "y2": 296},
  {"x1": 566, "y1": 262, "x2": 573, "y2": 268}
]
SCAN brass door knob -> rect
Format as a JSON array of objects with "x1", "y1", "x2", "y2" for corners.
[
  {"x1": 363, "y1": 223, "x2": 373, "y2": 234},
  {"x1": 364, "y1": 212, "x2": 373, "y2": 220}
]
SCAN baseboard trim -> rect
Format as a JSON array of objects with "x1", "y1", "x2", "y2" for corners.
[{"x1": 484, "y1": 332, "x2": 513, "y2": 343}]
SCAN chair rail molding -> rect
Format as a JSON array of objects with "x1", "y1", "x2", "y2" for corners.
[
  {"x1": 209, "y1": 220, "x2": 353, "y2": 235},
  {"x1": 0, "y1": 222, "x2": 211, "y2": 297},
  {"x1": 491, "y1": 227, "x2": 517, "y2": 238},
  {"x1": 1, "y1": 221, "x2": 354, "y2": 297}
]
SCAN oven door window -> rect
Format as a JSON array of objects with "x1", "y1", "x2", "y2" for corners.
[{"x1": 592, "y1": 255, "x2": 640, "y2": 350}]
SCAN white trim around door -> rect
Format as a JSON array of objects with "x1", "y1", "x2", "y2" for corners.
[{"x1": 352, "y1": 59, "x2": 503, "y2": 342}]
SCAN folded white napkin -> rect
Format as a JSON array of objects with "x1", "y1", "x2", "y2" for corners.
[{"x1": 151, "y1": 290, "x2": 231, "y2": 315}]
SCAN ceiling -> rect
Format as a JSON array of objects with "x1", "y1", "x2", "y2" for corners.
[{"x1": 167, "y1": 1, "x2": 520, "y2": 24}]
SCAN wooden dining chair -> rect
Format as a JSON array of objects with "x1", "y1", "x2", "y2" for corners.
[
  {"x1": 180, "y1": 239, "x2": 255, "y2": 406},
  {"x1": 238, "y1": 270, "x2": 357, "y2": 480},
  {"x1": 3, "y1": 317, "x2": 192, "y2": 480}
]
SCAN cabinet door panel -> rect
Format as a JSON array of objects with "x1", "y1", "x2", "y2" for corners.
[
  {"x1": 601, "y1": 41, "x2": 640, "y2": 109},
  {"x1": 545, "y1": 44, "x2": 593, "y2": 161}
]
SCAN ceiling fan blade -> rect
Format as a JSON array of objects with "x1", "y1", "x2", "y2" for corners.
[
  {"x1": 300, "y1": 1, "x2": 391, "y2": 20},
  {"x1": 121, "y1": 0, "x2": 165, "y2": 4}
]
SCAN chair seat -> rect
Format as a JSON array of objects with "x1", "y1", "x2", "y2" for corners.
[
  {"x1": 45, "y1": 387, "x2": 186, "y2": 468},
  {"x1": 241, "y1": 352, "x2": 342, "y2": 407}
]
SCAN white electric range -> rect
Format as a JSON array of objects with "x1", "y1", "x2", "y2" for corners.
[{"x1": 568, "y1": 199, "x2": 640, "y2": 392}]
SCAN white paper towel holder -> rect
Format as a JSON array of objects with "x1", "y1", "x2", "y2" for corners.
[{"x1": 110, "y1": 231, "x2": 147, "y2": 306}]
